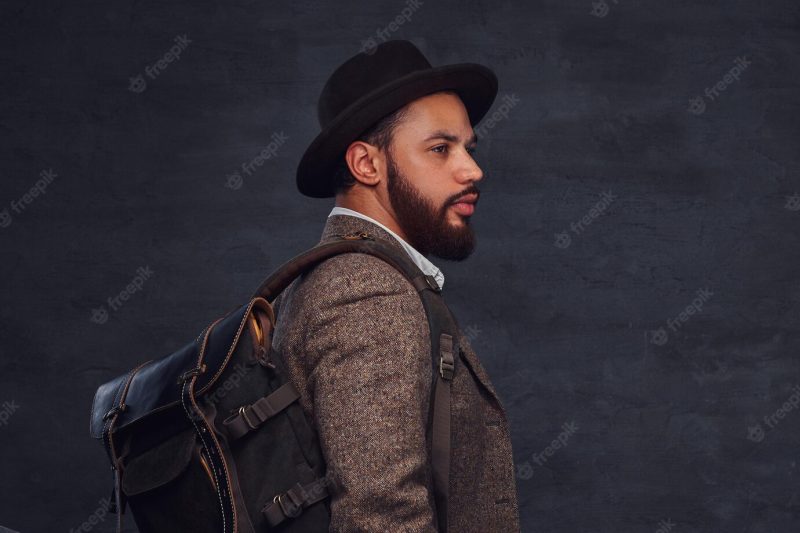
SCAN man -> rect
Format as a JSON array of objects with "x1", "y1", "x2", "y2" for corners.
[{"x1": 272, "y1": 40, "x2": 520, "y2": 532}]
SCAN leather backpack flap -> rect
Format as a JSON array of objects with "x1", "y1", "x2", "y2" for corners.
[
  {"x1": 121, "y1": 426, "x2": 200, "y2": 496},
  {"x1": 89, "y1": 297, "x2": 277, "y2": 440},
  {"x1": 119, "y1": 424, "x2": 224, "y2": 533}
]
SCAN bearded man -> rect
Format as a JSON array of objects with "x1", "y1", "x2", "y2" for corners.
[{"x1": 272, "y1": 39, "x2": 521, "y2": 532}]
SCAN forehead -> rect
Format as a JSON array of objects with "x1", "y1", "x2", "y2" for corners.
[{"x1": 396, "y1": 91, "x2": 473, "y2": 137}]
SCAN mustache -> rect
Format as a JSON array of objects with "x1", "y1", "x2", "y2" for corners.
[{"x1": 447, "y1": 186, "x2": 481, "y2": 205}]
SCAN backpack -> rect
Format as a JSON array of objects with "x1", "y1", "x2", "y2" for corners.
[{"x1": 89, "y1": 231, "x2": 461, "y2": 532}]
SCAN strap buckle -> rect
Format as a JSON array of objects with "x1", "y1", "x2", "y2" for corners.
[
  {"x1": 238, "y1": 405, "x2": 258, "y2": 430},
  {"x1": 439, "y1": 355, "x2": 455, "y2": 380},
  {"x1": 274, "y1": 489, "x2": 303, "y2": 518}
]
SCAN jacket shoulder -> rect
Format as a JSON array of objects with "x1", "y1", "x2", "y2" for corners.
[
  {"x1": 272, "y1": 251, "x2": 429, "y2": 348},
  {"x1": 294, "y1": 250, "x2": 420, "y2": 303},
  {"x1": 273, "y1": 252, "x2": 438, "y2": 386}
]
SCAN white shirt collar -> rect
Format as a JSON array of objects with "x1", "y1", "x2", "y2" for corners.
[{"x1": 328, "y1": 206, "x2": 445, "y2": 290}]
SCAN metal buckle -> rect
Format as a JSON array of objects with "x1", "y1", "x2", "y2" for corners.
[
  {"x1": 238, "y1": 406, "x2": 258, "y2": 430},
  {"x1": 439, "y1": 355, "x2": 455, "y2": 380},
  {"x1": 274, "y1": 492, "x2": 303, "y2": 518}
]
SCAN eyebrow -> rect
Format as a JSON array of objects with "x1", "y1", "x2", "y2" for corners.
[{"x1": 423, "y1": 129, "x2": 478, "y2": 146}]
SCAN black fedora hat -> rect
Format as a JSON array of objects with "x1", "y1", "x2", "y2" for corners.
[{"x1": 296, "y1": 40, "x2": 498, "y2": 198}]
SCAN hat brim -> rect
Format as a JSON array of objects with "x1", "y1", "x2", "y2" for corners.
[{"x1": 296, "y1": 63, "x2": 499, "y2": 198}]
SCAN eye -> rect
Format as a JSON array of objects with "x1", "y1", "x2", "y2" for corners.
[{"x1": 431, "y1": 144, "x2": 448, "y2": 153}]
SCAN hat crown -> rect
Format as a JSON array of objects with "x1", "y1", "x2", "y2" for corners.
[
  {"x1": 298, "y1": 39, "x2": 497, "y2": 198},
  {"x1": 318, "y1": 40, "x2": 432, "y2": 127}
]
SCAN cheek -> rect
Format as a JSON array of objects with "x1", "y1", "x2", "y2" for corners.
[
  {"x1": 395, "y1": 152, "x2": 450, "y2": 205},
  {"x1": 413, "y1": 178, "x2": 449, "y2": 207}
]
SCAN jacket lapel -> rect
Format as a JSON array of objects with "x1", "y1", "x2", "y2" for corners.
[
  {"x1": 319, "y1": 214, "x2": 505, "y2": 408},
  {"x1": 457, "y1": 339, "x2": 504, "y2": 408}
]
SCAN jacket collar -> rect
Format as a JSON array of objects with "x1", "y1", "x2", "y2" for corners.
[
  {"x1": 320, "y1": 209, "x2": 444, "y2": 290},
  {"x1": 320, "y1": 212, "x2": 401, "y2": 247}
]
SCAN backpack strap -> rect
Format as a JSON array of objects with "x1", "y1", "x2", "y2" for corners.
[
  {"x1": 222, "y1": 382, "x2": 301, "y2": 441},
  {"x1": 252, "y1": 231, "x2": 459, "y2": 531},
  {"x1": 179, "y1": 314, "x2": 259, "y2": 533},
  {"x1": 253, "y1": 231, "x2": 443, "y2": 300},
  {"x1": 98, "y1": 358, "x2": 154, "y2": 533}
]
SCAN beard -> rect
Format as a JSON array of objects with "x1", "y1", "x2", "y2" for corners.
[{"x1": 385, "y1": 147, "x2": 479, "y2": 261}]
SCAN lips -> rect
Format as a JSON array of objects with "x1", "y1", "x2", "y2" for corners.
[
  {"x1": 452, "y1": 202, "x2": 475, "y2": 215},
  {"x1": 451, "y1": 193, "x2": 478, "y2": 216}
]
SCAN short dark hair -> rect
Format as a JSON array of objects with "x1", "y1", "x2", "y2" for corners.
[{"x1": 331, "y1": 104, "x2": 410, "y2": 195}]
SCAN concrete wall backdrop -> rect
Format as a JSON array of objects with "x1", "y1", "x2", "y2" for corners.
[{"x1": 1, "y1": 0, "x2": 798, "y2": 531}]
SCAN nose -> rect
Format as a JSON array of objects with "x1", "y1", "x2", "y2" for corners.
[{"x1": 458, "y1": 148, "x2": 484, "y2": 184}]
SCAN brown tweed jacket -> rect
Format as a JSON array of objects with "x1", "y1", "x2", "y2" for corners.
[{"x1": 271, "y1": 213, "x2": 521, "y2": 532}]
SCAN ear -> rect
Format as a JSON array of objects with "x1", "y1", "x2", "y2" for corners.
[{"x1": 344, "y1": 140, "x2": 384, "y2": 187}]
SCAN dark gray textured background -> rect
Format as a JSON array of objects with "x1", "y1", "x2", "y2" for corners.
[{"x1": 1, "y1": 1, "x2": 798, "y2": 531}]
